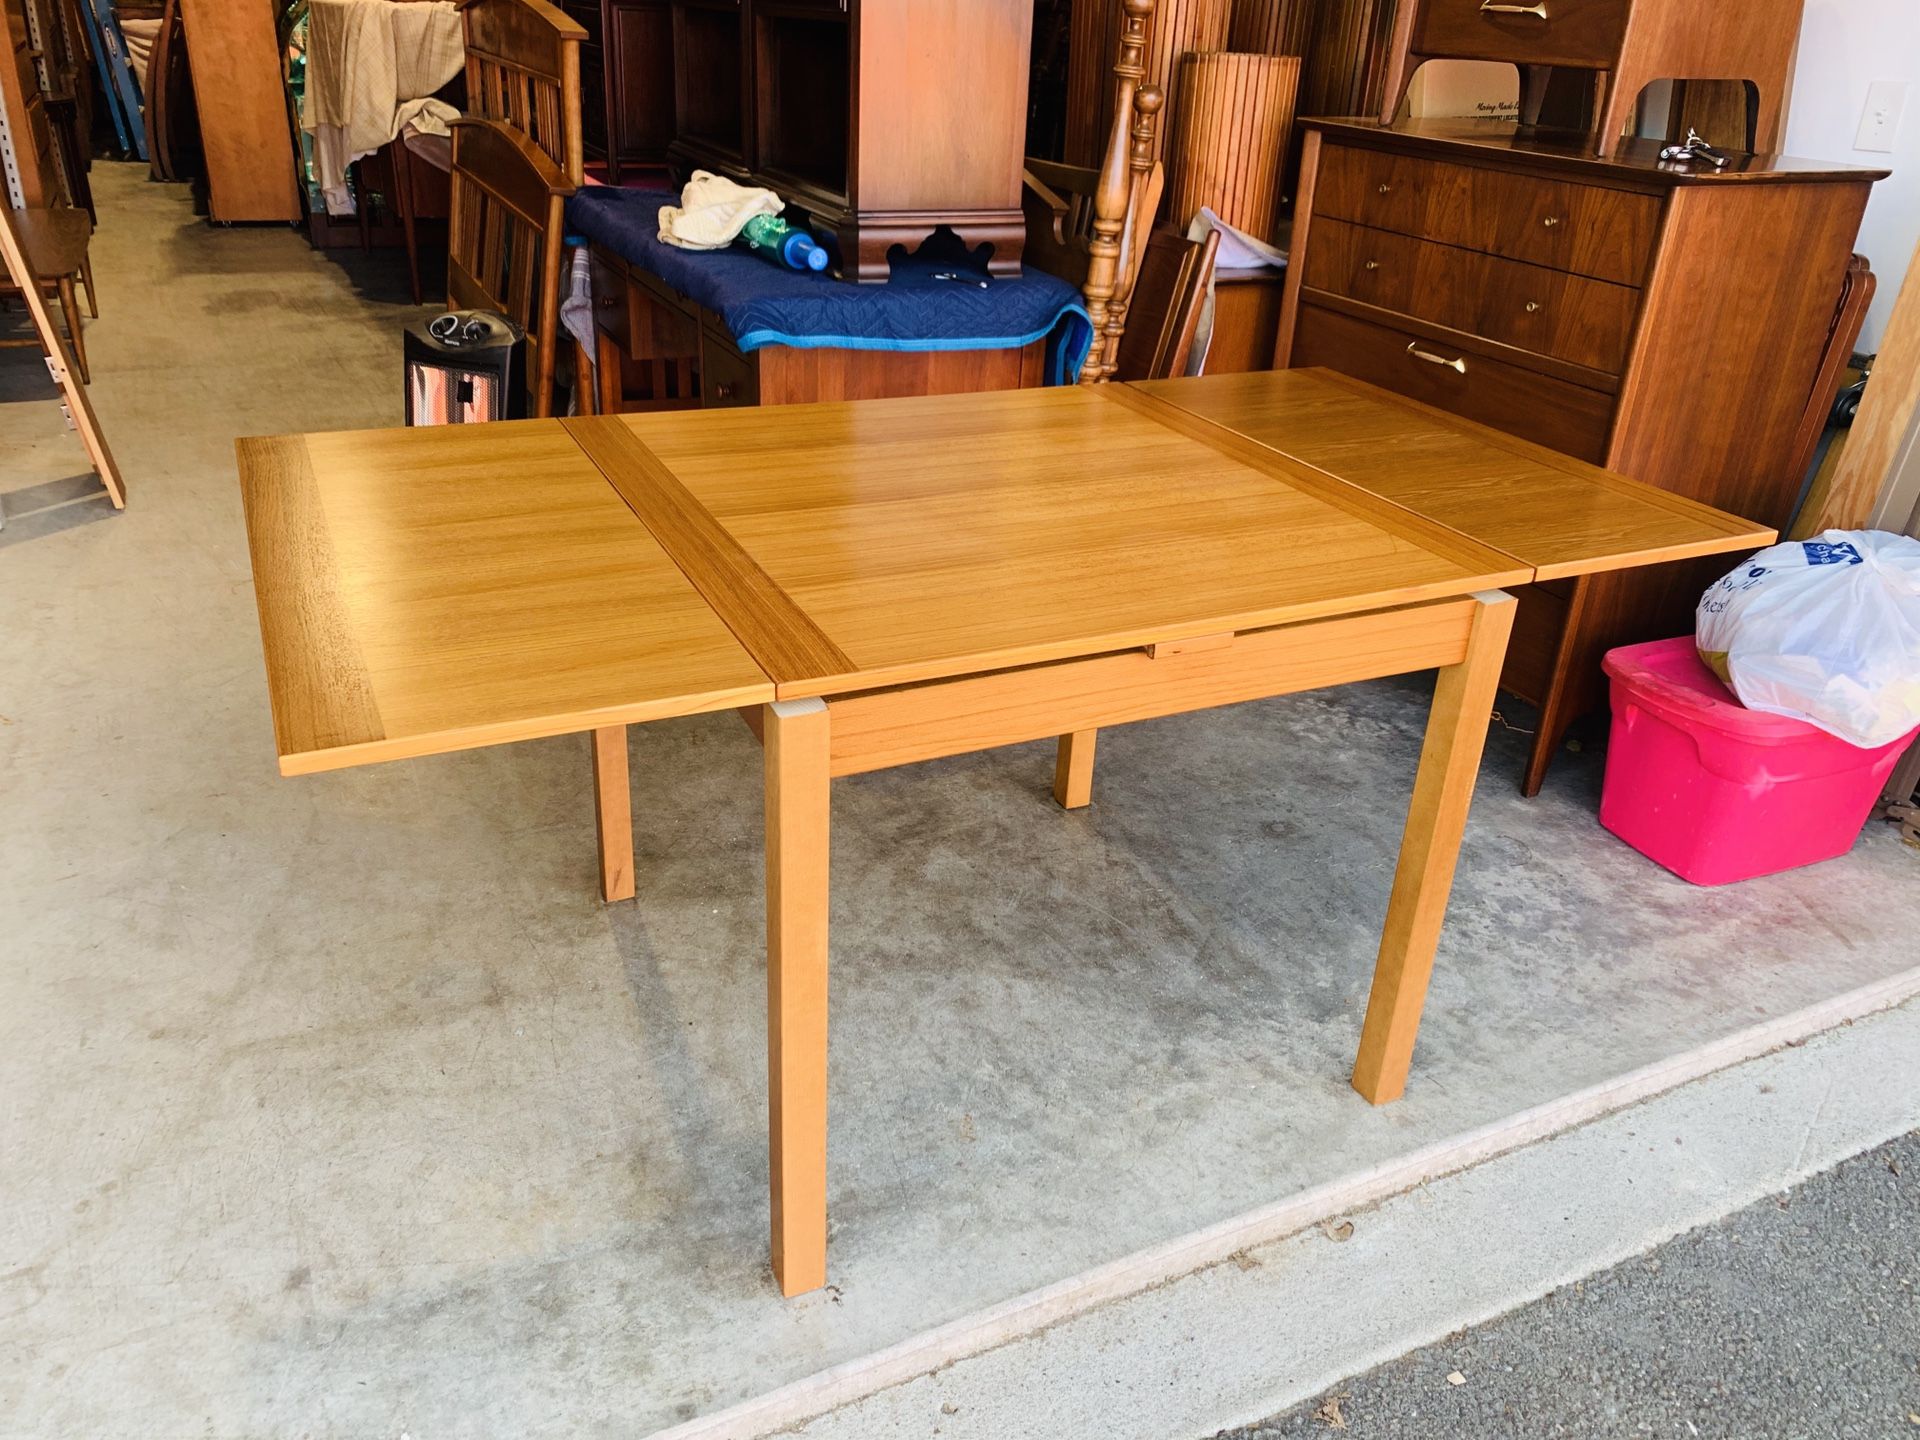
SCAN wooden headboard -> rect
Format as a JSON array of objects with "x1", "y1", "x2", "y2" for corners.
[{"x1": 456, "y1": 0, "x2": 586, "y2": 185}]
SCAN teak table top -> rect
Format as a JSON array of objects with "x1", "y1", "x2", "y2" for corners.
[
  {"x1": 238, "y1": 422, "x2": 774, "y2": 775},
  {"x1": 562, "y1": 386, "x2": 1535, "y2": 698},
  {"x1": 1130, "y1": 370, "x2": 1779, "y2": 582},
  {"x1": 239, "y1": 370, "x2": 1774, "y2": 774}
]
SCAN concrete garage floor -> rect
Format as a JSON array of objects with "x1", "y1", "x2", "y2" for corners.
[{"x1": 2, "y1": 165, "x2": 1917, "y2": 1439}]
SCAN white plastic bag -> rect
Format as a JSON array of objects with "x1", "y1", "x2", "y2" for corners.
[{"x1": 1696, "y1": 530, "x2": 1920, "y2": 748}]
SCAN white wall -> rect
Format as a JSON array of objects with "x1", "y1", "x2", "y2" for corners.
[{"x1": 1785, "y1": 0, "x2": 1920, "y2": 351}]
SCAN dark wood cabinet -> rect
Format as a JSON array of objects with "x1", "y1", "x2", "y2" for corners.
[
  {"x1": 562, "y1": 0, "x2": 675, "y2": 179},
  {"x1": 667, "y1": 0, "x2": 1034, "y2": 282},
  {"x1": 1278, "y1": 118, "x2": 1884, "y2": 794}
]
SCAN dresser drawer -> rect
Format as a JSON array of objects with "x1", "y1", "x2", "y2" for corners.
[
  {"x1": 1290, "y1": 302, "x2": 1614, "y2": 463},
  {"x1": 1304, "y1": 218, "x2": 1640, "y2": 374},
  {"x1": 1314, "y1": 144, "x2": 1659, "y2": 287},
  {"x1": 1413, "y1": 0, "x2": 1627, "y2": 68},
  {"x1": 700, "y1": 326, "x2": 760, "y2": 407},
  {"x1": 588, "y1": 249, "x2": 633, "y2": 349}
]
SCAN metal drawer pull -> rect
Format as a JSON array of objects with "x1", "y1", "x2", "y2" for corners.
[
  {"x1": 1377, "y1": 182, "x2": 1391, "y2": 194},
  {"x1": 1541, "y1": 215, "x2": 1563, "y2": 228},
  {"x1": 1364, "y1": 260, "x2": 1380, "y2": 271},
  {"x1": 1406, "y1": 341, "x2": 1467, "y2": 374},
  {"x1": 1479, "y1": 0, "x2": 1548, "y2": 15},
  {"x1": 1524, "y1": 301, "x2": 1541, "y2": 313}
]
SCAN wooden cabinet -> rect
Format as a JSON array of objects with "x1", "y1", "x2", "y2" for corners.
[
  {"x1": 563, "y1": 0, "x2": 675, "y2": 179},
  {"x1": 1278, "y1": 118, "x2": 1884, "y2": 793},
  {"x1": 667, "y1": 0, "x2": 1034, "y2": 282},
  {"x1": 1379, "y1": 0, "x2": 1806, "y2": 156}
]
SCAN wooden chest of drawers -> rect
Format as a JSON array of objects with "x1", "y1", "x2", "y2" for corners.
[{"x1": 1278, "y1": 118, "x2": 1884, "y2": 792}]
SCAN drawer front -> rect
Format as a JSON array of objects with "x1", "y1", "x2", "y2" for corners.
[
  {"x1": 700, "y1": 327, "x2": 760, "y2": 407},
  {"x1": 1290, "y1": 302, "x2": 1614, "y2": 463},
  {"x1": 1314, "y1": 143, "x2": 1659, "y2": 287},
  {"x1": 1413, "y1": 0, "x2": 1627, "y2": 68},
  {"x1": 588, "y1": 250, "x2": 633, "y2": 349},
  {"x1": 1304, "y1": 218, "x2": 1641, "y2": 374},
  {"x1": 590, "y1": 253, "x2": 705, "y2": 361}
]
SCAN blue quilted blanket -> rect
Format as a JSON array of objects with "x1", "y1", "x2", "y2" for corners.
[{"x1": 566, "y1": 187, "x2": 1094, "y2": 386}]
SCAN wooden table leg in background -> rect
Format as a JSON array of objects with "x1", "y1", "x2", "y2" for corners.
[
  {"x1": 591, "y1": 725, "x2": 635, "y2": 903},
  {"x1": 1351, "y1": 590, "x2": 1517, "y2": 1105},
  {"x1": 765, "y1": 697, "x2": 831, "y2": 1297},
  {"x1": 1052, "y1": 729, "x2": 1098, "y2": 809}
]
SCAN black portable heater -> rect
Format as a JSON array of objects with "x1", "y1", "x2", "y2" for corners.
[{"x1": 403, "y1": 311, "x2": 528, "y2": 425}]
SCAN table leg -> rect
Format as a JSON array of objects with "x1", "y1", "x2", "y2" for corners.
[
  {"x1": 592, "y1": 725, "x2": 634, "y2": 903},
  {"x1": 1053, "y1": 728, "x2": 1098, "y2": 809},
  {"x1": 1351, "y1": 591, "x2": 1516, "y2": 1105},
  {"x1": 766, "y1": 697, "x2": 831, "y2": 1296}
]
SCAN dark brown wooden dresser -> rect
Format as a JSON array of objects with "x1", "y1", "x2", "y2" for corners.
[
  {"x1": 560, "y1": 0, "x2": 676, "y2": 180},
  {"x1": 1277, "y1": 117, "x2": 1886, "y2": 793}
]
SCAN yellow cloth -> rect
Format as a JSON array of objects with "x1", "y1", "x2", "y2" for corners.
[{"x1": 657, "y1": 172, "x2": 783, "y2": 251}]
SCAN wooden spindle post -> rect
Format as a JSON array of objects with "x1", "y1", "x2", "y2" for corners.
[{"x1": 1079, "y1": 0, "x2": 1154, "y2": 383}]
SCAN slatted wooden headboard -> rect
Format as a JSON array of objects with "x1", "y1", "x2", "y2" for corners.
[{"x1": 456, "y1": 0, "x2": 585, "y2": 185}]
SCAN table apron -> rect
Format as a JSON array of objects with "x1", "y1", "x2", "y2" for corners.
[{"x1": 821, "y1": 596, "x2": 1488, "y2": 778}]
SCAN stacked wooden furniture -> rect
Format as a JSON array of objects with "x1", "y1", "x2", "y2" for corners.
[
  {"x1": 666, "y1": 0, "x2": 1036, "y2": 281},
  {"x1": 1227, "y1": 0, "x2": 1398, "y2": 133},
  {"x1": 1065, "y1": 0, "x2": 1228, "y2": 171},
  {"x1": 559, "y1": 0, "x2": 672, "y2": 180},
  {"x1": 1378, "y1": 0, "x2": 1808, "y2": 156},
  {"x1": 1024, "y1": 0, "x2": 1217, "y2": 384},
  {"x1": 1278, "y1": 118, "x2": 1885, "y2": 792},
  {"x1": 1, "y1": 0, "x2": 61, "y2": 206}
]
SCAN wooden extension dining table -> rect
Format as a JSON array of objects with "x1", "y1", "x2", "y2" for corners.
[{"x1": 236, "y1": 367, "x2": 1773, "y2": 1296}]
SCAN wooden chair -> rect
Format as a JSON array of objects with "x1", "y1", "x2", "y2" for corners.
[
  {"x1": 454, "y1": 0, "x2": 587, "y2": 415},
  {"x1": 1, "y1": 206, "x2": 95, "y2": 382},
  {"x1": 447, "y1": 118, "x2": 570, "y2": 414},
  {"x1": 1112, "y1": 226, "x2": 1218, "y2": 382}
]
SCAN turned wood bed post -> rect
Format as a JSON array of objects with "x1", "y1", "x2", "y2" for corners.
[
  {"x1": 1098, "y1": 83, "x2": 1165, "y2": 381},
  {"x1": 1079, "y1": 0, "x2": 1154, "y2": 383}
]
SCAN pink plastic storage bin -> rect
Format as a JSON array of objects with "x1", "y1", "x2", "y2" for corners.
[{"x1": 1598, "y1": 636, "x2": 1916, "y2": 886}]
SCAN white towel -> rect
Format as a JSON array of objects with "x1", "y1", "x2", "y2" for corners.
[{"x1": 657, "y1": 172, "x2": 783, "y2": 251}]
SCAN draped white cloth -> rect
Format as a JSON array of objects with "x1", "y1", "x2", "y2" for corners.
[{"x1": 301, "y1": 0, "x2": 464, "y2": 215}]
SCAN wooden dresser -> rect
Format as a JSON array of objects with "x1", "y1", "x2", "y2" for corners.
[
  {"x1": 1278, "y1": 118, "x2": 1885, "y2": 793},
  {"x1": 560, "y1": 0, "x2": 675, "y2": 180}
]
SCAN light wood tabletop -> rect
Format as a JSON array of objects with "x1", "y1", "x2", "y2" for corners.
[
  {"x1": 238, "y1": 421, "x2": 774, "y2": 776},
  {"x1": 1129, "y1": 368, "x2": 1778, "y2": 581},
  {"x1": 564, "y1": 388, "x2": 1535, "y2": 698}
]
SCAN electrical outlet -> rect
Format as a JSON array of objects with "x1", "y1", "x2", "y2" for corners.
[{"x1": 1855, "y1": 80, "x2": 1907, "y2": 153}]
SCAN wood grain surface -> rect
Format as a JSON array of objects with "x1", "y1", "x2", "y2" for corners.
[
  {"x1": 1132, "y1": 368, "x2": 1773, "y2": 579},
  {"x1": 236, "y1": 422, "x2": 774, "y2": 775},
  {"x1": 593, "y1": 387, "x2": 1530, "y2": 698}
]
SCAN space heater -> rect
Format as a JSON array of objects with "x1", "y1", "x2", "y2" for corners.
[{"x1": 403, "y1": 311, "x2": 527, "y2": 425}]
